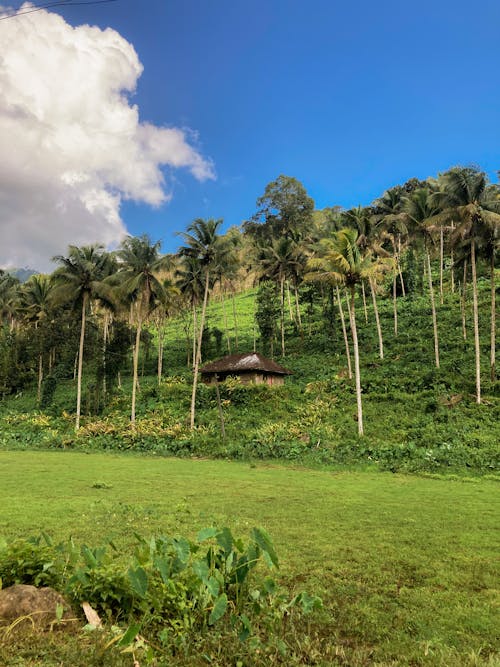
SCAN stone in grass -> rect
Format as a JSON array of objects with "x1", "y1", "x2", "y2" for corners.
[{"x1": 0, "y1": 584, "x2": 76, "y2": 633}]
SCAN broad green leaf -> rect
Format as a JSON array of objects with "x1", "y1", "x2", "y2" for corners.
[
  {"x1": 193, "y1": 560, "x2": 209, "y2": 583},
  {"x1": 197, "y1": 527, "x2": 218, "y2": 542},
  {"x1": 173, "y1": 537, "x2": 191, "y2": 564},
  {"x1": 207, "y1": 575, "x2": 220, "y2": 598},
  {"x1": 216, "y1": 527, "x2": 233, "y2": 554},
  {"x1": 153, "y1": 556, "x2": 170, "y2": 584},
  {"x1": 252, "y1": 527, "x2": 279, "y2": 568},
  {"x1": 128, "y1": 566, "x2": 148, "y2": 598},
  {"x1": 81, "y1": 545, "x2": 97, "y2": 569},
  {"x1": 238, "y1": 614, "x2": 252, "y2": 642},
  {"x1": 117, "y1": 623, "x2": 141, "y2": 647},
  {"x1": 208, "y1": 593, "x2": 227, "y2": 625}
]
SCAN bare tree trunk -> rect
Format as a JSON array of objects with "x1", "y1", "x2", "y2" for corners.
[
  {"x1": 192, "y1": 304, "x2": 197, "y2": 370},
  {"x1": 393, "y1": 273, "x2": 398, "y2": 337},
  {"x1": 471, "y1": 240, "x2": 481, "y2": 404},
  {"x1": 369, "y1": 277, "x2": 384, "y2": 360},
  {"x1": 426, "y1": 249, "x2": 440, "y2": 369},
  {"x1": 490, "y1": 252, "x2": 496, "y2": 382},
  {"x1": 221, "y1": 291, "x2": 231, "y2": 353},
  {"x1": 336, "y1": 286, "x2": 352, "y2": 379},
  {"x1": 397, "y1": 236, "x2": 406, "y2": 297},
  {"x1": 294, "y1": 285, "x2": 303, "y2": 330},
  {"x1": 75, "y1": 292, "x2": 88, "y2": 431},
  {"x1": 439, "y1": 227, "x2": 444, "y2": 305},
  {"x1": 190, "y1": 270, "x2": 210, "y2": 430},
  {"x1": 131, "y1": 317, "x2": 142, "y2": 424},
  {"x1": 157, "y1": 319, "x2": 165, "y2": 385},
  {"x1": 461, "y1": 259, "x2": 468, "y2": 340},
  {"x1": 361, "y1": 281, "x2": 368, "y2": 323},
  {"x1": 280, "y1": 276, "x2": 285, "y2": 357},
  {"x1": 102, "y1": 312, "x2": 109, "y2": 400},
  {"x1": 349, "y1": 286, "x2": 364, "y2": 436},
  {"x1": 37, "y1": 352, "x2": 43, "y2": 406},
  {"x1": 286, "y1": 280, "x2": 293, "y2": 321},
  {"x1": 231, "y1": 291, "x2": 239, "y2": 351},
  {"x1": 450, "y1": 221, "x2": 455, "y2": 293}
]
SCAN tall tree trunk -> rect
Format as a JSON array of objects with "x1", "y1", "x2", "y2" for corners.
[
  {"x1": 336, "y1": 286, "x2": 352, "y2": 379},
  {"x1": 450, "y1": 221, "x2": 455, "y2": 293},
  {"x1": 280, "y1": 276, "x2": 285, "y2": 357},
  {"x1": 192, "y1": 304, "x2": 197, "y2": 370},
  {"x1": 461, "y1": 259, "x2": 468, "y2": 341},
  {"x1": 75, "y1": 291, "x2": 88, "y2": 431},
  {"x1": 286, "y1": 280, "x2": 293, "y2": 321},
  {"x1": 37, "y1": 352, "x2": 43, "y2": 406},
  {"x1": 190, "y1": 269, "x2": 210, "y2": 429},
  {"x1": 369, "y1": 277, "x2": 384, "y2": 360},
  {"x1": 397, "y1": 236, "x2": 406, "y2": 296},
  {"x1": 490, "y1": 252, "x2": 496, "y2": 382},
  {"x1": 131, "y1": 316, "x2": 142, "y2": 424},
  {"x1": 426, "y1": 248, "x2": 440, "y2": 369},
  {"x1": 102, "y1": 312, "x2": 109, "y2": 400},
  {"x1": 471, "y1": 239, "x2": 481, "y2": 404},
  {"x1": 294, "y1": 285, "x2": 303, "y2": 331},
  {"x1": 231, "y1": 291, "x2": 239, "y2": 351},
  {"x1": 221, "y1": 291, "x2": 231, "y2": 353},
  {"x1": 361, "y1": 281, "x2": 368, "y2": 323},
  {"x1": 349, "y1": 286, "x2": 364, "y2": 436},
  {"x1": 393, "y1": 273, "x2": 398, "y2": 337},
  {"x1": 157, "y1": 319, "x2": 165, "y2": 385},
  {"x1": 439, "y1": 226, "x2": 444, "y2": 305}
]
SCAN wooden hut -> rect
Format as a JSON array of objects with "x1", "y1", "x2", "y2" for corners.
[{"x1": 200, "y1": 352, "x2": 292, "y2": 386}]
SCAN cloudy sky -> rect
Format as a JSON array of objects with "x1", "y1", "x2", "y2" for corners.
[{"x1": 1, "y1": 0, "x2": 499, "y2": 270}]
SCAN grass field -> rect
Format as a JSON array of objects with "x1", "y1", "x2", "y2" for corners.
[{"x1": 1, "y1": 451, "x2": 499, "y2": 665}]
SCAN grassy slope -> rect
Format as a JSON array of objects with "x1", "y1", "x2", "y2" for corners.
[{"x1": 0, "y1": 451, "x2": 499, "y2": 666}]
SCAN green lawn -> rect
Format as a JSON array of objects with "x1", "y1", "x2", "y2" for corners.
[{"x1": 1, "y1": 451, "x2": 499, "y2": 665}]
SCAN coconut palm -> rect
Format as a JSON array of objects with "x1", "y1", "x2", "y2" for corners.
[
  {"x1": 178, "y1": 218, "x2": 224, "y2": 429},
  {"x1": 19, "y1": 274, "x2": 55, "y2": 404},
  {"x1": 341, "y1": 205, "x2": 389, "y2": 358},
  {"x1": 427, "y1": 167, "x2": 500, "y2": 402},
  {"x1": 115, "y1": 235, "x2": 168, "y2": 423},
  {"x1": 0, "y1": 273, "x2": 21, "y2": 332},
  {"x1": 305, "y1": 228, "x2": 385, "y2": 436},
  {"x1": 52, "y1": 245, "x2": 114, "y2": 430},
  {"x1": 402, "y1": 188, "x2": 441, "y2": 369},
  {"x1": 255, "y1": 236, "x2": 305, "y2": 356}
]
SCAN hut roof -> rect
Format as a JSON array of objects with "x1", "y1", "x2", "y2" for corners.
[{"x1": 200, "y1": 352, "x2": 292, "y2": 376}]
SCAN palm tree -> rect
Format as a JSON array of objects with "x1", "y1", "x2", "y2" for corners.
[
  {"x1": 255, "y1": 236, "x2": 304, "y2": 357},
  {"x1": 0, "y1": 273, "x2": 21, "y2": 332},
  {"x1": 178, "y1": 218, "x2": 223, "y2": 429},
  {"x1": 19, "y1": 274, "x2": 55, "y2": 404},
  {"x1": 373, "y1": 187, "x2": 408, "y2": 336},
  {"x1": 175, "y1": 254, "x2": 205, "y2": 367},
  {"x1": 52, "y1": 245, "x2": 114, "y2": 430},
  {"x1": 428, "y1": 167, "x2": 500, "y2": 402},
  {"x1": 341, "y1": 205, "x2": 389, "y2": 359},
  {"x1": 306, "y1": 228, "x2": 383, "y2": 436},
  {"x1": 402, "y1": 188, "x2": 441, "y2": 369},
  {"x1": 115, "y1": 235, "x2": 168, "y2": 423}
]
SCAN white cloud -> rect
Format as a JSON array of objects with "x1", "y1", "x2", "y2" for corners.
[{"x1": 0, "y1": 3, "x2": 215, "y2": 270}]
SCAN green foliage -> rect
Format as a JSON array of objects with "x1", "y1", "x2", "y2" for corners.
[
  {"x1": 255, "y1": 281, "x2": 280, "y2": 355},
  {"x1": 0, "y1": 528, "x2": 320, "y2": 663}
]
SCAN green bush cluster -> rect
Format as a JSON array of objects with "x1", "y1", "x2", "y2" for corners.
[{"x1": 0, "y1": 528, "x2": 320, "y2": 662}]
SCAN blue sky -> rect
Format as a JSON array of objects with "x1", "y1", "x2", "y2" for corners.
[{"x1": 3, "y1": 0, "x2": 500, "y2": 261}]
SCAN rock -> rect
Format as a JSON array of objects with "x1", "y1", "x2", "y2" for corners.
[{"x1": 0, "y1": 584, "x2": 76, "y2": 632}]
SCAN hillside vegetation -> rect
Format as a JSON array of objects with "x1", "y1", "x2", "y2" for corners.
[{"x1": 0, "y1": 278, "x2": 498, "y2": 475}]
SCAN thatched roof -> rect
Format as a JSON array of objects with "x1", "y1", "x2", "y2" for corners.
[{"x1": 200, "y1": 352, "x2": 292, "y2": 376}]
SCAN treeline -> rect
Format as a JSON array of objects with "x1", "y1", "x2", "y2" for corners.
[{"x1": 0, "y1": 165, "x2": 498, "y2": 434}]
